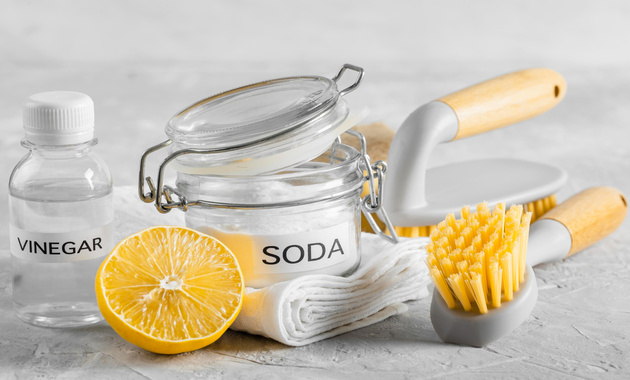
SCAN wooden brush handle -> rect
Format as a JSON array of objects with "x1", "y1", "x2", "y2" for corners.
[
  {"x1": 539, "y1": 187, "x2": 627, "y2": 257},
  {"x1": 438, "y1": 68, "x2": 566, "y2": 140}
]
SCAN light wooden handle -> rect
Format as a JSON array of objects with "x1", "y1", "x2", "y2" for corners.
[
  {"x1": 438, "y1": 68, "x2": 566, "y2": 140},
  {"x1": 539, "y1": 187, "x2": 627, "y2": 257}
]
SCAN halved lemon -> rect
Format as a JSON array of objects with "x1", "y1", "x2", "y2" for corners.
[{"x1": 95, "y1": 226, "x2": 244, "y2": 355}]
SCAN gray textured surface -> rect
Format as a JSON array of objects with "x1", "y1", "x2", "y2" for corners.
[{"x1": 1, "y1": 1, "x2": 629, "y2": 378}]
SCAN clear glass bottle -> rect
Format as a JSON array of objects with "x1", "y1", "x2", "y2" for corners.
[{"x1": 8, "y1": 91, "x2": 114, "y2": 328}]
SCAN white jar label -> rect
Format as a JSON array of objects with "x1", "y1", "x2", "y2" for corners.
[
  {"x1": 251, "y1": 221, "x2": 358, "y2": 275},
  {"x1": 9, "y1": 223, "x2": 114, "y2": 263}
]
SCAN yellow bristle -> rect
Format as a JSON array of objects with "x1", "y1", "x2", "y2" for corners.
[
  {"x1": 468, "y1": 219, "x2": 480, "y2": 237},
  {"x1": 512, "y1": 237, "x2": 521, "y2": 292},
  {"x1": 477, "y1": 203, "x2": 491, "y2": 225},
  {"x1": 455, "y1": 236, "x2": 466, "y2": 250},
  {"x1": 429, "y1": 225, "x2": 437, "y2": 236},
  {"x1": 488, "y1": 225, "x2": 500, "y2": 244},
  {"x1": 483, "y1": 240, "x2": 496, "y2": 261},
  {"x1": 522, "y1": 210, "x2": 533, "y2": 226},
  {"x1": 534, "y1": 199, "x2": 545, "y2": 220},
  {"x1": 461, "y1": 206, "x2": 471, "y2": 220},
  {"x1": 510, "y1": 204, "x2": 524, "y2": 224},
  {"x1": 393, "y1": 225, "x2": 435, "y2": 238},
  {"x1": 532, "y1": 195, "x2": 556, "y2": 221},
  {"x1": 459, "y1": 227, "x2": 471, "y2": 247},
  {"x1": 488, "y1": 260, "x2": 502, "y2": 308},
  {"x1": 488, "y1": 232, "x2": 501, "y2": 251},
  {"x1": 426, "y1": 253, "x2": 439, "y2": 269},
  {"x1": 444, "y1": 227, "x2": 457, "y2": 248},
  {"x1": 526, "y1": 201, "x2": 536, "y2": 221},
  {"x1": 455, "y1": 219, "x2": 466, "y2": 237},
  {"x1": 440, "y1": 257, "x2": 456, "y2": 278},
  {"x1": 446, "y1": 213, "x2": 458, "y2": 232},
  {"x1": 505, "y1": 205, "x2": 522, "y2": 239},
  {"x1": 519, "y1": 212, "x2": 533, "y2": 282},
  {"x1": 492, "y1": 216, "x2": 504, "y2": 245},
  {"x1": 456, "y1": 259, "x2": 469, "y2": 274},
  {"x1": 542, "y1": 196, "x2": 551, "y2": 210},
  {"x1": 447, "y1": 274, "x2": 472, "y2": 311},
  {"x1": 430, "y1": 267, "x2": 456, "y2": 309},
  {"x1": 497, "y1": 227, "x2": 516, "y2": 296},
  {"x1": 511, "y1": 217, "x2": 522, "y2": 240},
  {"x1": 500, "y1": 252, "x2": 513, "y2": 301},
  {"x1": 407, "y1": 227, "x2": 421, "y2": 238},
  {"x1": 437, "y1": 220, "x2": 448, "y2": 232},
  {"x1": 426, "y1": 241, "x2": 436, "y2": 255},
  {"x1": 472, "y1": 235, "x2": 483, "y2": 252},
  {"x1": 437, "y1": 237, "x2": 451, "y2": 254},
  {"x1": 469, "y1": 261, "x2": 485, "y2": 304},
  {"x1": 449, "y1": 248, "x2": 463, "y2": 264},
  {"x1": 462, "y1": 246, "x2": 474, "y2": 263},
  {"x1": 503, "y1": 220, "x2": 515, "y2": 244},
  {"x1": 436, "y1": 246, "x2": 447, "y2": 258},
  {"x1": 477, "y1": 202, "x2": 489, "y2": 214},
  {"x1": 549, "y1": 194, "x2": 557, "y2": 209},
  {"x1": 483, "y1": 242, "x2": 496, "y2": 302},
  {"x1": 456, "y1": 260, "x2": 475, "y2": 301},
  {"x1": 478, "y1": 225, "x2": 489, "y2": 244},
  {"x1": 468, "y1": 273, "x2": 488, "y2": 314},
  {"x1": 493, "y1": 202, "x2": 506, "y2": 236},
  {"x1": 475, "y1": 251, "x2": 487, "y2": 293},
  {"x1": 469, "y1": 261, "x2": 483, "y2": 277}
]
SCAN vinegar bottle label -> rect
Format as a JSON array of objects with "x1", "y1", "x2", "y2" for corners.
[{"x1": 9, "y1": 223, "x2": 114, "y2": 263}]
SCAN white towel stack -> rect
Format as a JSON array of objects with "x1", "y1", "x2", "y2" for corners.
[
  {"x1": 114, "y1": 186, "x2": 431, "y2": 346},
  {"x1": 230, "y1": 235, "x2": 430, "y2": 346}
]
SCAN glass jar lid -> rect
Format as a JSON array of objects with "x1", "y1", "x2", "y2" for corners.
[
  {"x1": 167, "y1": 77, "x2": 339, "y2": 147},
  {"x1": 164, "y1": 64, "x2": 365, "y2": 175}
]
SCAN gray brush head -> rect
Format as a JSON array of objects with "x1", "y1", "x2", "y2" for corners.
[{"x1": 430, "y1": 265, "x2": 538, "y2": 347}]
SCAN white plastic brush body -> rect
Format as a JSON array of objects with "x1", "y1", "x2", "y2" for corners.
[{"x1": 385, "y1": 68, "x2": 568, "y2": 231}]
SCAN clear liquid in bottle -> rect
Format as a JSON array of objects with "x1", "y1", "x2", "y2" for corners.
[{"x1": 10, "y1": 191, "x2": 113, "y2": 327}]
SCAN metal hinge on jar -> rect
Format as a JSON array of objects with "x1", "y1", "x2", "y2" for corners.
[{"x1": 343, "y1": 130, "x2": 400, "y2": 244}]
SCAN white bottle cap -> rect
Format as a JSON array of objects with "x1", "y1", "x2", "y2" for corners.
[{"x1": 23, "y1": 91, "x2": 95, "y2": 145}]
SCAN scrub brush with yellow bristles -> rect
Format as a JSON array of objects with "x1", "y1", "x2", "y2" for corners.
[
  {"x1": 427, "y1": 186, "x2": 627, "y2": 347},
  {"x1": 382, "y1": 68, "x2": 568, "y2": 238}
]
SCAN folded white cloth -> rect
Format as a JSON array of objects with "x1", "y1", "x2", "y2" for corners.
[
  {"x1": 114, "y1": 186, "x2": 431, "y2": 346},
  {"x1": 230, "y1": 235, "x2": 430, "y2": 346}
]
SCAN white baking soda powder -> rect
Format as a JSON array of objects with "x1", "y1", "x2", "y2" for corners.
[{"x1": 181, "y1": 175, "x2": 362, "y2": 288}]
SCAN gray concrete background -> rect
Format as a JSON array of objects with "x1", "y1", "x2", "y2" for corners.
[{"x1": 1, "y1": 1, "x2": 629, "y2": 378}]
